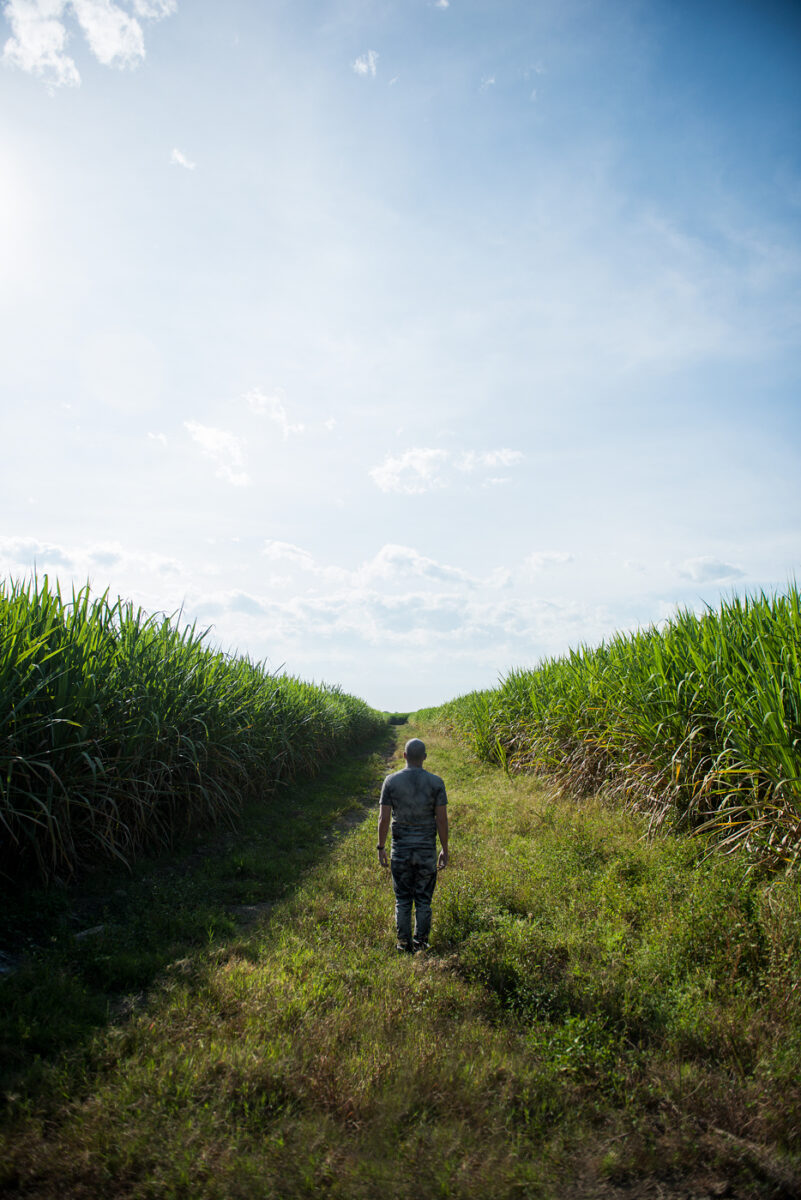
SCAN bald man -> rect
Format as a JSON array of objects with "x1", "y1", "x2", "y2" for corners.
[{"x1": 377, "y1": 738, "x2": 449, "y2": 952}]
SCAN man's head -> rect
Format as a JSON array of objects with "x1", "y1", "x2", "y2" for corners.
[{"x1": 403, "y1": 738, "x2": 427, "y2": 767}]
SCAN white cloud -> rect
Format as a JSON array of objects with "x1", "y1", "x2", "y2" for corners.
[
  {"x1": 184, "y1": 421, "x2": 250, "y2": 487},
  {"x1": 357, "y1": 544, "x2": 473, "y2": 587},
  {"x1": 70, "y1": 0, "x2": 143, "y2": 67},
  {"x1": 130, "y1": 0, "x2": 174, "y2": 15},
  {"x1": 677, "y1": 556, "x2": 745, "y2": 583},
  {"x1": 480, "y1": 74, "x2": 495, "y2": 91},
  {"x1": 1, "y1": 0, "x2": 175, "y2": 87},
  {"x1": 87, "y1": 543, "x2": 122, "y2": 566},
  {"x1": 352, "y1": 49, "x2": 378, "y2": 78},
  {"x1": 434, "y1": 0, "x2": 449, "y2": 8},
  {"x1": 260, "y1": 540, "x2": 506, "y2": 595},
  {"x1": 227, "y1": 591, "x2": 267, "y2": 617},
  {"x1": 526, "y1": 551, "x2": 575, "y2": 571},
  {"x1": 457, "y1": 448, "x2": 523, "y2": 472},
  {"x1": 245, "y1": 388, "x2": 305, "y2": 438},
  {"x1": 2, "y1": 0, "x2": 80, "y2": 87},
  {"x1": 262, "y1": 540, "x2": 318, "y2": 572},
  {"x1": 0, "y1": 534, "x2": 75, "y2": 569},
  {"x1": 369, "y1": 447, "x2": 449, "y2": 495},
  {"x1": 147, "y1": 431, "x2": 167, "y2": 445},
  {"x1": 186, "y1": 560, "x2": 611, "y2": 663},
  {"x1": 170, "y1": 147, "x2": 195, "y2": 171},
  {"x1": 370, "y1": 446, "x2": 523, "y2": 493},
  {"x1": 0, "y1": 535, "x2": 183, "y2": 579}
]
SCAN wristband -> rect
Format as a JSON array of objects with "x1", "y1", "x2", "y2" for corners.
[{"x1": 377, "y1": 844, "x2": 385, "y2": 851}]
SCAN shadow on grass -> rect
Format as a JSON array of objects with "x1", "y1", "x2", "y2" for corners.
[{"x1": 0, "y1": 724, "x2": 397, "y2": 1103}]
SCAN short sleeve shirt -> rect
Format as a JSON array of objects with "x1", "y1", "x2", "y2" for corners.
[{"x1": 379, "y1": 766, "x2": 447, "y2": 849}]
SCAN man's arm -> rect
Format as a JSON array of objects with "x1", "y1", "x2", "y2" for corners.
[
  {"x1": 377, "y1": 804, "x2": 391, "y2": 868},
  {"x1": 435, "y1": 806, "x2": 449, "y2": 869}
]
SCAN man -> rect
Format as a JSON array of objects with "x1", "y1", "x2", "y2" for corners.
[{"x1": 377, "y1": 737, "x2": 449, "y2": 952}]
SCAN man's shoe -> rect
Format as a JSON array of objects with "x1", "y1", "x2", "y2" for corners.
[
  {"x1": 396, "y1": 941, "x2": 413, "y2": 954},
  {"x1": 412, "y1": 940, "x2": 429, "y2": 953}
]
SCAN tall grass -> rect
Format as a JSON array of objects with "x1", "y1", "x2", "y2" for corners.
[
  {"x1": 429, "y1": 586, "x2": 801, "y2": 866},
  {"x1": 0, "y1": 576, "x2": 384, "y2": 883}
]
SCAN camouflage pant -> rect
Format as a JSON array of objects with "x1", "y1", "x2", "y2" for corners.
[{"x1": 391, "y1": 842, "x2": 438, "y2": 947}]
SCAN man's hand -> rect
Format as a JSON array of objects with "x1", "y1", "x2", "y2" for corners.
[
  {"x1": 435, "y1": 806, "x2": 449, "y2": 870},
  {"x1": 377, "y1": 804, "x2": 391, "y2": 869}
]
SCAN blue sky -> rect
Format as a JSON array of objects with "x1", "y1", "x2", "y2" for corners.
[{"x1": 1, "y1": 0, "x2": 799, "y2": 710}]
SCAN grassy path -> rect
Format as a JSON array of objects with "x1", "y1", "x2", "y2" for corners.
[{"x1": 1, "y1": 724, "x2": 800, "y2": 1198}]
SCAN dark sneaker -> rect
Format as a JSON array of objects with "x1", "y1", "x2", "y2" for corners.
[
  {"x1": 412, "y1": 940, "x2": 429, "y2": 953},
  {"x1": 396, "y1": 941, "x2": 413, "y2": 954}
]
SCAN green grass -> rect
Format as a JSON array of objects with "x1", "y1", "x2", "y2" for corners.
[
  {"x1": 0, "y1": 724, "x2": 395, "y2": 1094},
  {"x1": 424, "y1": 585, "x2": 801, "y2": 868},
  {"x1": 0, "y1": 575, "x2": 384, "y2": 884},
  {"x1": 2, "y1": 724, "x2": 799, "y2": 1199}
]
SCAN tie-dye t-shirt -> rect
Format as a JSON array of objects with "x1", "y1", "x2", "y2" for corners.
[{"x1": 379, "y1": 766, "x2": 448, "y2": 848}]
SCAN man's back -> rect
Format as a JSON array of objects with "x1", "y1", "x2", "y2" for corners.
[{"x1": 379, "y1": 765, "x2": 447, "y2": 846}]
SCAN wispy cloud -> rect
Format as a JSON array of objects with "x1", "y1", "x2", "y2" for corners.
[
  {"x1": 170, "y1": 147, "x2": 195, "y2": 171},
  {"x1": 0, "y1": 535, "x2": 75, "y2": 569},
  {"x1": 352, "y1": 49, "x2": 378, "y2": 78},
  {"x1": 370, "y1": 446, "x2": 523, "y2": 494},
  {"x1": 526, "y1": 551, "x2": 574, "y2": 572},
  {"x1": 244, "y1": 388, "x2": 305, "y2": 438},
  {"x1": 457, "y1": 449, "x2": 523, "y2": 472},
  {"x1": 2, "y1": 0, "x2": 176, "y2": 88},
  {"x1": 370, "y1": 448, "x2": 450, "y2": 495},
  {"x1": 188, "y1": 541, "x2": 608, "y2": 669},
  {"x1": 71, "y1": 0, "x2": 144, "y2": 68},
  {"x1": 2, "y1": 0, "x2": 80, "y2": 87},
  {"x1": 184, "y1": 421, "x2": 250, "y2": 487},
  {"x1": 434, "y1": 0, "x2": 450, "y2": 8},
  {"x1": 677, "y1": 556, "x2": 745, "y2": 583},
  {"x1": 262, "y1": 540, "x2": 319, "y2": 572},
  {"x1": 480, "y1": 74, "x2": 495, "y2": 91},
  {"x1": 130, "y1": 1, "x2": 174, "y2": 16},
  {"x1": 357, "y1": 544, "x2": 475, "y2": 588},
  {"x1": 0, "y1": 535, "x2": 182, "y2": 578},
  {"x1": 260, "y1": 540, "x2": 506, "y2": 594}
]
